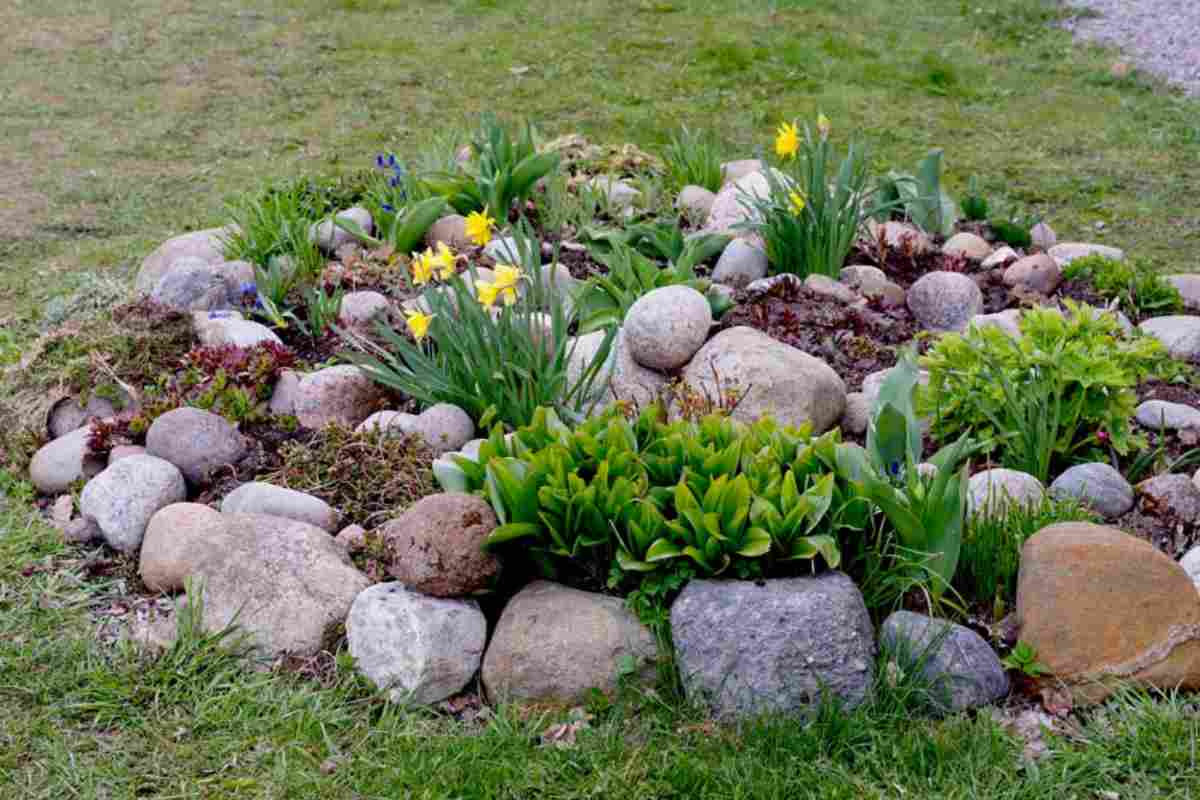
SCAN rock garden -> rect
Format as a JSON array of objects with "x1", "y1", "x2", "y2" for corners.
[{"x1": 7, "y1": 114, "x2": 1200, "y2": 726}]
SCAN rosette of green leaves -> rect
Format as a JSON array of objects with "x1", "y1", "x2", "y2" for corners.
[
  {"x1": 657, "y1": 474, "x2": 770, "y2": 576},
  {"x1": 751, "y1": 471, "x2": 839, "y2": 566}
]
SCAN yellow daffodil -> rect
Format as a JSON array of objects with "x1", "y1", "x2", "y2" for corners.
[
  {"x1": 775, "y1": 121, "x2": 800, "y2": 160},
  {"x1": 433, "y1": 242, "x2": 456, "y2": 280},
  {"x1": 817, "y1": 112, "x2": 831, "y2": 139},
  {"x1": 493, "y1": 264, "x2": 522, "y2": 292},
  {"x1": 465, "y1": 208, "x2": 497, "y2": 247},
  {"x1": 789, "y1": 190, "x2": 807, "y2": 217},
  {"x1": 475, "y1": 279, "x2": 501, "y2": 309},
  {"x1": 410, "y1": 248, "x2": 434, "y2": 286},
  {"x1": 405, "y1": 310, "x2": 433, "y2": 341}
]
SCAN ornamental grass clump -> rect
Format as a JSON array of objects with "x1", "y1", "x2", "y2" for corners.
[
  {"x1": 344, "y1": 229, "x2": 615, "y2": 430},
  {"x1": 739, "y1": 115, "x2": 881, "y2": 278},
  {"x1": 919, "y1": 301, "x2": 1175, "y2": 483}
]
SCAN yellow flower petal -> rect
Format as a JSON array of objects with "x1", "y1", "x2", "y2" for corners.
[
  {"x1": 493, "y1": 264, "x2": 522, "y2": 292},
  {"x1": 434, "y1": 242, "x2": 456, "y2": 280},
  {"x1": 789, "y1": 190, "x2": 807, "y2": 216},
  {"x1": 775, "y1": 121, "x2": 800, "y2": 160},
  {"x1": 405, "y1": 311, "x2": 433, "y2": 341},
  {"x1": 411, "y1": 248, "x2": 434, "y2": 286},
  {"x1": 476, "y1": 280, "x2": 500, "y2": 308},
  {"x1": 465, "y1": 208, "x2": 497, "y2": 247}
]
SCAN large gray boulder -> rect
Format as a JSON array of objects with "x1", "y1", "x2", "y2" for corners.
[
  {"x1": 880, "y1": 611, "x2": 1008, "y2": 712},
  {"x1": 482, "y1": 581, "x2": 657, "y2": 703},
  {"x1": 150, "y1": 262, "x2": 230, "y2": 311},
  {"x1": 625, "y1": 285, "x2": 712, "y2": 371},
  {"x1": 139, "y1": 507, "x2": 370, "y2": 657},
  {"x1": 136, "y1": 227, "x2": 233, "y2": 295},
  {"x1": 671, "y1": 574, "x2": 875, "y2": 718},
  {"x1": 1049, "y1": 463, "x2": 1134, "y2": 518},
  {"x1": 30, "y1": 426, "x2": 105, "y2": 494},
  {"x1": 682, "y1": 326, "x2": 845, "y2": 432},
  {"x1": 220, "y1": 482, "x2": 338, "y2": 532},
  {"x1": 347, "y1": 582, "x2": 487, "y2": 706},
  {"x1": 80, "y1": 455, "x2": 186, "y2": 554},
  {"x1": 146, "y1": 407, "x2": 247, "y2": 485},
  {"x1": 1135, "y1": 400, "x2": 1200, "y2": 431}
]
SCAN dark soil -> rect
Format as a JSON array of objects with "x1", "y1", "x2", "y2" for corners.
[
  {"x1": 721, "y1": 278, "x2": 919, "y2": 392},
  {"x1": 1114, "y1": 508, "x2": 1198, "y2": 560}
]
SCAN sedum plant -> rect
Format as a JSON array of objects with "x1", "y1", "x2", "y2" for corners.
[
  {"x1": 422, "y1": 113, "x2": 559, "y2": 219},
  {"x1": 435, "y1": 405, "x2": 857, "y2": 585},
  {"x1": 343, "y1": 230, "x2": 615, "y2": 430},
  {"x1": 834, "y1": 348, "x2": 976, "y2": 600},
  {"x1": 739, "y1": 117, "x2": 881, "y2": 278},
  {"x1": 919, "y1": 301, "x2": 1174, "y2": 482},
  {"x1": 1061, "y1": 253, "x2": 1182, "y2": 320}
]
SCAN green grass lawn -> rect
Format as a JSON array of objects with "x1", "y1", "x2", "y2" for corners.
[
  {"x1": 3, "y1": 0, "x2": 1199, "y2": 329},
  {"x1": 4, "y1": 0, "x2": 1200, "y2": 796}
]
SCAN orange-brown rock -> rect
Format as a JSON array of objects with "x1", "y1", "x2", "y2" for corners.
[{"x1": 1017, "y1": 522, "x2": 1200, "y2": 702}]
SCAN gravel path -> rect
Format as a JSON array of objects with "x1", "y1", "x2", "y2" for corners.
[{"x1": 1065, "y1": 0, "x2": 1200, "y2": 95}]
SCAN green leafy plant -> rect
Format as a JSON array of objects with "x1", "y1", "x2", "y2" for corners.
[
  {"x1": 1062, "y1": 253, "x2": 1183, "y2": 320},
  {"x1": 955, "y1": 496, "x2": 1097, "y2": 617},
  {"x1": 297, "y1": 285, "x2": 344, "y2": 339},
  {"x1": 834, "y1": 348, "x2": 976, "y2": 601},
  {"x1": 435, "y1": 404, "x2": 855, "y2": 588},
  {"x1": 344, "y1": 230, "x2": 615, "y2": 429},
  {"x1": 988, "y1": 217, "x2": 1032, "y2": 249},
  {"x1": 1001, "y1": 641, "x2": 1051, "y2": 678},
  {"x1": 422, "y1": 113, "x2": 559, "y2": 219},
  {"x1": 960, "y1": 176, "x2": 989, "y2": 222},
  {"x1": 919, "y1": 301, "x2": 1172, "y2": 481},
  {"x1": 740, "y1": 121, "x2": 881, "y2": 278},
  {"x1": 221, "y1": 184, "x2": 317, "y2": 268},
  {"x1": 874, "y1": 149, "x2": 959, "y2": 237},
  {"x1": 573, "y1": 234, "x2": 731, "y2": 334},
  {"x1": 663, "y1": 126, "x2": 723, "y2": 194}
]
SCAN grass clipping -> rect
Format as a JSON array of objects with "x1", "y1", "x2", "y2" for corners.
[{"x1": 262, "y1": 423, "x2": 438, "y2": 529}]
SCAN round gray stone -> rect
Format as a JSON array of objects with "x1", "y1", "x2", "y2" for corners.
[
  {"x1": 880, "y1": 611, "x2": 1009, "y2": 712},
  {"x1": 1049, "y1": 462, "x2": 1134, "y2": 518},
  {"x1": 146, "y1": 407, "x2": 247, "y2": 484},
  {"x1": 907, "y1": 272, "x2": 983, "y2": 332},
  {"x1": 310, "y1": 207, "x2": 373, "y2": 253},
  {"x1": 413, "y1": 404, "x2": 475, "y2": 455},
  {"x1": 1139, "y1": 316, "x2": 1200, "y2": 360},
  {"x1": 624, "y1": 285, "x2": 713, "y2": 370},
  {"x1": 967, "y1": 468, "x2": 1046, "y2": 518},
  {"x1": 29, "y1": 426, "x2": 106, "y2": 494}
]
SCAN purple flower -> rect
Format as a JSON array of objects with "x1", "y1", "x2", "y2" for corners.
[
  {"x1": 375, "y1": 154, "x2": 387, "y2": 169},
  {"x1": 239, "y1": 281, "x2": 257, "y2": 296},
  {"x1": 382, "y1": 203, "x2": 395, "y2": 213}
]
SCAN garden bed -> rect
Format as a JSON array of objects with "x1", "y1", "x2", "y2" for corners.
[{"x1": 7, "y1": 116, "x2": 1200, "y2": 726}]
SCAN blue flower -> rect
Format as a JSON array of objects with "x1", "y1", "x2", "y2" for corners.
[
  {"x1": 888, "y1": 460, "x2": 903, "y2": 478},
  {"x1": 208, "y1": 310, "x2": 232, "y2": 319},
  {"x1": 387, "y1": 154, "x2": 397, "y2": 168},
  {"x1": 239, "y1": 281, "x2": 257, "y2": 296},
  {"x1": 375, "y1": 154, "x2": 387, "y2": 169},
  {"x1": 254, "y1": 296, "x2": 264, "y2": 310},
  {"x1": 388, "y1": 175, "x2": 401, "y2": 188},
  {"x1": 381, "y1": 203, "x2": 395, "y2": 213}
]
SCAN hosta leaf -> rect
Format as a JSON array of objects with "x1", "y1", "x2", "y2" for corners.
[
  {"x1": 486, "y1": 522, "x2": 542, "y2": 547},
  {"x1": 645, "y1": 538, "x2": 683, "y2": 562}
]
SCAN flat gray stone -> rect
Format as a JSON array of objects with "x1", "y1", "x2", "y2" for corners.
[
  {"x1": 1139, "y1": 316, "x2": 1200, "y2": 360},
  {"x1": 220, "y1": 482, "x2": 338, "y2": 532},
  {"x1": 1135, "y1": 400, "x2": 1200, "y2": 431}
]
